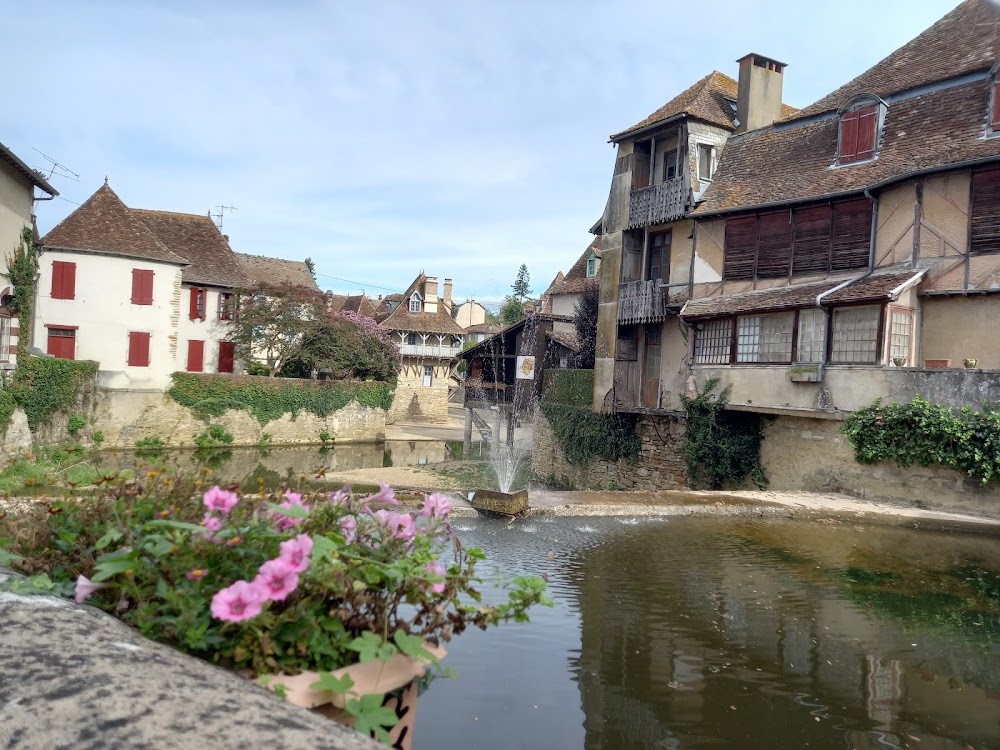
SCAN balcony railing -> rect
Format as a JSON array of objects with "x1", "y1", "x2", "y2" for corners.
[
  {"x1": 617, "y1": 279, "x2": 668, "y2": 325},
  {"x1": 627, "y1": 177, "x2": 689, "y2": 229},
  {"x1": 399, "y1": 343, "x2": 463, "y2": 358}
]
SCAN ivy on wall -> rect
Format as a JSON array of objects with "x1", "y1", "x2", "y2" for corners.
[
  {"x1": 542, "y1": 369, "x2": 594, "y2": 407},
  {"x1": 0, "y1": 385, "x2": 15, "y2": 435},
  {"x1": 680, "y1": 377, "x2": 766, "y2": 490},
  {"x1": 167, "y1": 373, "x2": 395, "y2": 425},
  {"x1": 538, "y1": 401, "x2": 640, "y2": 464},
  {"x1": 842, "y1": 396, "x2": 1000, "y2": 484},
  {"x1": 5, "y1": 227, "x2": 37, "y2": 357},
  {"x1": 7, "y1": 357, "x2": 98, "y2": 431}
]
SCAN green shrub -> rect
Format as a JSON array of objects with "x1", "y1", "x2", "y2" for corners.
[
  {"x1": 842, "y1": 396, "x2": 1000, "y2": 484},
  {"x1": 0, "y1": 387, "x2": 14, "y2": 435},
  {"x1": 319, "y1": 430, "x2": 333, "y2": 446},
  {"x1": 194, "y1": 425, "x2": 234, "y2": 449},
  {"x1": 91, "y1": 431, "x2": 105, "y2": 447},
  {"x1": 538, "y1": 401, "x2": 640, "y2": 464},
  {"x1": 542, "y1": 369, "x2": 594, "y2": 407},
  {"x1": 66, "y1": 414, "x2": 86, "y2": 435},
  {"x1": 8, "y1": 356, "x2": 98, "y2": 430},
  {"x1": 168, "y1": 373, "x2": 394, "y2": 425}
]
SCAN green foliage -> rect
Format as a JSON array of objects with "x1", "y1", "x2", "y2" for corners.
[
  {"x1": 539, "y1": 401, "x2": 640, "y2": 464},
  {"x1": 680, "y1": 377, "x2": 766, "y2": 489},
  {"x1": 5, "y1": 228, "x2": 37, "y2": 355},
  {"x1": 66, "y1": 414, "x2": 86, "y2": 436},
  {"x1": 842, "y1": 396, "x2": 1000, "y2": 484},
  {"x1": 9, "y1": 356, "x2": 98, "y2": 431},
  {"x1": 135, "y1": 436, "x2": 165, "y2": 452},
  {"x1": 168, "y1": 373, "x2": 395, "y2": 426},
  {"x1": 0, "y1": 386, "x2": 14, "y2": 435},
  {"x1": 543, "y1": 369, "x2": 594, "y2": 407},
  {"x1": 194, "y1": 425, "x2": 234, "y2": 449},
  {"x1": 498, "y1": 296, "x2": 525, "y2": 326},
  {"x1": 280, "y1": 312, "x2": 400, "y2": 384},
  {"x1": 318, "y1": 430, "x2": 332, "y2": 446},
  {"x1": 573, "y1": 285, "x2": 599, "y2": 369},
  {"x1": 511, "y1": 263, "x2": 532, "y2": 302},
  {"x1": 91, "y1": 431, "x2": 105, "y2": 447}
]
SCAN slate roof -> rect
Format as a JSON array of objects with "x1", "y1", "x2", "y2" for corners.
[
  {"x1": 464, "y1": 322, "x2": 503, "y2": 335},
  {"x1": 133, "y1": 209, "x2": 251, "y2": 289},
  {"x1": 379, "y1": 273, "x2": 466, "y2": 335},
  {"x1": 611, "y1": 71, "x2": 797, "y2": 142},
  {"x1": 695, "y1": 1, "x2": 1000, "y2": 217},
  {"x1": 329, "y1": 293, "x2": 380, "y2": 319},
  {"x1": 236, "y1": 253, "x2": 318, "y2": 289},
  {"x1": 0, "y1": 142, "x2": 57, "y2": 196},
  {"x1": 42, "y1": 183, "x2": 186, "y2": 265},
  {"x1": 547, "y1": 238, "x2": 601, "y2": 296},
  {"x1": 547, "y1": 330, "x2": 581, "y2": 352},
  {"x1": 680, "y1": 269, "x2": 924, "y2": 318}
]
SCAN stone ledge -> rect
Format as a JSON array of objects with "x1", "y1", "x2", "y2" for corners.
[{"x1": 0, "y1": 569, "x2": 382, "y2": 750}]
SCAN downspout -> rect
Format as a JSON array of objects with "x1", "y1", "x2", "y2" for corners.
[{"x1": 813, "y1": 188, "x2": 879, "y2": 378}]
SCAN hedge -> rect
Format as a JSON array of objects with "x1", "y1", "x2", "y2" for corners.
[
  {"x1": 542, "y1": 369, "x2": 594, "y2": 407},
  {"x1": 538, "y1": 401, "x2": 640, "y2": 464},
  {"x1": 8, "y1": 357, "x2": 98, "y2": 431}
]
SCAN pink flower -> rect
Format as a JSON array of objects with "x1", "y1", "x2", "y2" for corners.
[
  {"x1": 74, "y1": 575, "x2": 108, "y2": 604},
  {"x1": 339, "y1": 515, "x2": 356, "y2": 542},
  {"x1": 285, "y1": 490, "x2": 303, "y2": 506},
  {"x1": 278, "y1": 535, "x2": 313, "y2": 573},
  {"x1": 203, "y1": 486, "x2": 239, "y2": 515},
  {"x1": 226, "y1": 535, "x2": 243, "y2": 546},
  {"x1": 374, "y1": 509, "x2": 416, "y2": 542},
  {"x1": 363, "y1": 482, "x2": 397, "y2": 506},
  {"x1": 201, "y1": 514, "x2": 223, "y2": 533},
  {"x1": 424, "y1": 561, "x2": 446, "y2": 594},
  {"x1": 269, "y1": 491, "x2": 311, "y2": 531},
  {"x1": 330, "y1": 486, "x2": 351, "y2": 508},
  {"x1": 253, "y1": 559, "x2": 299, "y2": 602},
  {"x1": 186, "y1": 568, "x2": 208, "y2": 581},
  {"x1": 420, "y1": 493, "x2": 452, "y2": 518},
  {"x1": 210, "y1": 580, "x2": 267, "y2": 622}
]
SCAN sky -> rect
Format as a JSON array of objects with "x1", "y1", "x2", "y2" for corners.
[{"x1": 5, "y1": 0, "x2": 959, "y2": 308}]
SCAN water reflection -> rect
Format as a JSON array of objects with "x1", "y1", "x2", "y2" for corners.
[{"x1": 414, "y1": 517, "x2": 1000, "y2": 750}]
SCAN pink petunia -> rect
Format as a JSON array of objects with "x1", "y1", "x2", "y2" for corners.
[
  {"x1": 201, "y1": 514, "x2": 223, "y2": 533},
  {"x1": 203, "y1": 486, "x2": 239, "y2": 515},
  {"x1": 210, "y1": 580, "x2": 268, "y2": 622},
  {"x1": 253, "y1": 559, "x2": 299, "y2": 602},
  {"x1": 339, "y1": 515, "x2": 356, "y2": 542},
  {"x1": 424, "y1": 561, "x2": 446, "y2": 594},
  {"x1": 278, "y1": 535, "x2": 313, "y2": 573},
  {"x1": 269, "y1": 490, "x2": 311, "y2": 532},
  {"x1": 284, "y1": 490, "x2": 303, "y2": 506},
  {"x1": 374, "y1": 509, "x2": 416, "y2": 542},
  {"x1": 363, "y1": 482, "x2": 397, "y2": 506},
  {"x1": 420, "y1": 493, "x2": 452, "y2": 518},
  {"x1": 74, "y1": 575, "x2": 108, "y2": 604},
  {"x1": 329, "y1": 486, "x2": 351, "y2": 508}
]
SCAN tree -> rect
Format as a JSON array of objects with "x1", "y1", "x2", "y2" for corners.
[
  {"x1": 511, "y1": 264, "x2": 532, "y2": 302},
  {"x1": 281, "y1": 310, "x2": 400, "y2": 383},
  {"x1": 230, "y1": 283, "x2": 326, "y2": 377},
  {"x1": 573, "y1": 285, "x2": 599, "y2": 369},
  {"x1": 304, "y1": 257, "x2": 317, "y2": 283},
  {"x1": 498, "y1": 295, "x2": 524, "y2": 326}
]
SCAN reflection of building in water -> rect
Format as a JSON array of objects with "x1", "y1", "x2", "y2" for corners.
[{"x1": 568, "y1": 520, "x2": 1000, "y2": 750}]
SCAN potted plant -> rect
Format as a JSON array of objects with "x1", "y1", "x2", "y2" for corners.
[
  {"x1": 964, "y1": 358, "x2": 979, "y2": 369},
  {"x1": 1, "y1": 477, "x2": 550, "y2": 747},
  {"x1": 892, "y1": 356, "x2": 907, "y2": 367}
]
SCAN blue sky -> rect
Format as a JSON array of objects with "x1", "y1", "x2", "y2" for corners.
[{"x1": 5, "y1": 0, "x2": 958, "y2": 308}]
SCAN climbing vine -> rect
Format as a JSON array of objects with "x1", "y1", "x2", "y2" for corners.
[
  {"x1": 5, "y1": 227, "x2": 37, "y2": 357},
  {"x1": 542, "y1": 369, "x2": 594, "y2": 407},
  {"x1": 842, "y1": 396, "x2": 1000, "y2": 484},
  {"x1": 680, "y1": 377, "x2": 766, "y2": 489},
  {"x1": 8, "y1": 356, "x2": 98, "y2": 431},
  {"x1": 538, "y1": 401, "x2": 640, "y2": 464},
  {"x1": 168, "y1": 373, "x2": 395, "y2": 425}
]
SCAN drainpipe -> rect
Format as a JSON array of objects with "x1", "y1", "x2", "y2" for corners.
[{"x1": 813, "y1": 188, "x2": 879, "y2": 379}]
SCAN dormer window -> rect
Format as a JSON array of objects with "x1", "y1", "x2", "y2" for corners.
[
  {"x1": 408, "y1": 292, "x2": 422, "y2": 313},
  {"x1": 585, "y1": 251, "x2": 598, "y2": 278},
  {"x1": 988, "y1": 64, "x2": 1000, "y2": 132},
  {"x1": 837, "y1": 95, "x2": 884, "y2": 165}
]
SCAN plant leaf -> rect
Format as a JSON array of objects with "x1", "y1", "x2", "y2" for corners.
[
  {"x1": 94, "y1": 528, "x2": 123, "y2": 550},
  {"x1": 308, "y1": 671, "x2": 354, "y2": 693},
  {"x1": 265, "y1": 502, "x2": 309, "y2": 519},
  {"x1": 393, "y1": 630, "x2": 436, "y2": 664}
]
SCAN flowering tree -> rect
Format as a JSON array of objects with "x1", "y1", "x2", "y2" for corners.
[
  {"x1": 230, "y1": 283, "x2": 326, "y2": 377},
  {"x1": 281, "y1": 310, "x2": 400, "y2": 383}
]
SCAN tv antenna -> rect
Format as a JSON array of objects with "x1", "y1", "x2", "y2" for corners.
[
  {"x1": 211, "y1": 204, "x2": 238, "y2": 230},
  {"x1": 31, "y1": 148, "x2": 79, "y2": 183}
]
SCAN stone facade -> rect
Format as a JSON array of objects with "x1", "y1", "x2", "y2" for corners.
[
  {"x1": 386, "y1": 361, "x2": 450, "y2": 424},
  {"x1": 532, "y1": 406, "x2": 687, "y2": 491}
]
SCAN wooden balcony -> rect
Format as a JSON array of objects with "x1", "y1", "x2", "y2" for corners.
[
  {"x1": 617, "y1": 279, "x2": 668, "y2": 325},
  {"x1": 626, "y1": 177, "x2": 689, "y2": 229}
]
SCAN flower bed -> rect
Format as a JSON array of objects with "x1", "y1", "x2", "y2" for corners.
[{"x1": 0, "y1": 472, "x2": 550, "y2": 744}]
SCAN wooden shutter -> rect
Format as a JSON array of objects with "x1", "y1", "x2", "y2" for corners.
[
  {"x1": 46, "y1": 328, "x2": 75, "y2": 360},
  {"x1": 792, "y1": 205, "x2": 832, "y2": 276},
  {"x1": 131, "y1": 270, "x2": 142, "y2": 304},
  {"x1": 218, "y1": 341, "x2": 235, "y2": 373},
  {"x1": 756, "y1": 211, "x2": 792, "y2": 278},
  {"x1": 855, "y1": 107, "x2": 878, "y2": 160},
  {"x1": 127, "y1": 331, "x2": 150, "y2": 367},
  {"x1": 131, "y1": 269, "x2": 154, "y2": 305},
  {"x1": 723, "y1": 217, "x2": 757, "y2": 280},
  {"x1": 51, "y1": 261, "x2": 76, "y2": 300},
  {"x1": 143, "y1": 271, "x2": 154, "y2": 304},
  {"x1": 830, "y1": 199, "x2": 872, "y2": 271},
  {"x1": 186, "y1": 340, "x2": 204, "y2": 372},
  {"x1": 992, "y1": 78, "x2": 1000, "y2": 129},
  {"x1": 970, "y1": 168, "x2": 1000, "y2": 255},
  {"x1": 839, "y1": 111, "x2": 859, "y2": 162}
]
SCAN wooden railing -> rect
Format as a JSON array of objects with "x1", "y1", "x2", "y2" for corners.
[
  {"x1": 617, "y1": 279, "x2": 668, "y2": 324},
  {"x1": 626, "y1": 177, "x2": 689, "y2": 229}
]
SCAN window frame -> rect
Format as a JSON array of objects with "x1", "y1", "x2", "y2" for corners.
[
  {"x1": 646, "y1": 231, "x2": 671, "y2": 283},
  {"x1": 988, "y1": 65, "x2": 1000, "y2": 133},
  {"x1": 218, "y1": 292, "x2": 235, "y2": 321},
  {"x1": 0, "y1": 315, "x2": 10, "y2": 363},
  {"x1": 51, "y1": 260, "x2": 76, "y2": 300},
  {"x1": 130, "y1": 269, "x2": 154, "y2": 306},
  {"x1": 886, "y1": 304, "x2": 914, "y2": 365},
  {"x1": 697, "y1": 144, "x2": 715, "y2": 182},
  {"x1": 127, "y1": 331, "x2": 151, "y2": 368},
  {"x1": 828, "y1": 303, "x2": 884, "y2": 365},
  {"x1": 408, "y1": 293, "x2": 422, "y2": 313},
  {"x1": 836, "y1": 96, "x2": 883, "y2": 166}
]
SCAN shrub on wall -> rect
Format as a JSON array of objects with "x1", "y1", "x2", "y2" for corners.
[
  {"x1": 168, "y1": 373, "x2": 395, "y2": 425},
  {"x1": 538, "y1": 401, "x2": 640, "y2": 464},
  {"x1": 542, "y1": 369, "x2": 594, "y2": 407},
  {"x1": 842, "y1": 396, "x2": 1000, "y2": 484},
  {"x1": 0, "y1": 386, "x2": 14, "y2": 435},
  {"x1": 8, "y1": 357, "x2": 98, "y2": 431}
]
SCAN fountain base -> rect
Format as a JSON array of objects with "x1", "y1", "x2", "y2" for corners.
[{"x1": 470, "y1": 489, "x2": 529, "y2": 516}]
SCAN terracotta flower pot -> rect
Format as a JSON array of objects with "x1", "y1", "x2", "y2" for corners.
[{"x1": 261, "y1": 642, "x2": 446, "y2": 750}]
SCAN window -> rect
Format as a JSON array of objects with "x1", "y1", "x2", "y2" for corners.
[
  {"x1": 970, "y1": 168, "x2": 1000, "y2": 255},
  {"x1": 131, "y1": 269, "x2": 154, "y2": 305},
  {"x1": 830, "y1": 305, "x2": 880, "y2": 364},
  {"x1": 586, "y1": 256, "x2": 597, "y2": 278},
  {"x1": 647, "y1": 232, "x2": 670, "y2": 282},
  {"x1": 644, "y1": 326, "x2": 662, "y2": 379},
  {"x1": 796, "y1": 308, "x2": 826, "y2": 363},
  {"x1": 409, "y1": 293, "x2": 422, "y2": 313},
  {"x1": 219, "y1": 292, "x2": 235, "y2": 321},
  {"x1": 127, "y1": 331, "x2": 151, "y2": 367},
  {"x1": 736, "y1": 313, "x2": 794, "y2": 363},
  {"x1": 0, "y1": 316, "x2": 9, "y2": 363},
  {"x1": 406, "y1": 332, "x2": 417, "y2": 346},
  {"x1": 693, "y1": 319, "x2": 733, "y2": 364},
  {"x1": 697, "y1": 145, "x2": 715, "y2": 182},
  {"x1": 51, "y1": 261, "x2": 76, "y2": 300},
  {"x1": 189, "y1": 288, "x2": 207, "y2": 320},
  {"x1": 838, "y1": 106, "x2": 878, "y2": 164},
  {"x1": 991, "y1": 75, "x2": 1000, "y2": 131},
  {"x1": 888, "y1": 307, "x2": 913, "y2": 364},
  {"x1": 422, "y1": 365, "x2": 433, "y2": 387},
  {"x1": 661, "y1": 149, "x2": 678, "y2": 181},
  {"x1": 187, "y1": 339, "x2": 205, "y2": 372},
  {"x1": 616, "y1": 324, "x2": 638, "y2": 361},
  {"x1": 46, "y1": 326, "x2": 76, "y2": 360}
]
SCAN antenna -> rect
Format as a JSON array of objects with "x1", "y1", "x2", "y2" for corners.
[
  {"x1": 31, "y1": 148, "x2": 79, "y2": 182},
  {"x1": 211, "y1": 204, "x2": 238, "y2": 230}
]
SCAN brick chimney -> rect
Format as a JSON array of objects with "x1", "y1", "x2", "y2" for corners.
[
  {"x1": 442, "y1": 278, "x2": 453, "y2": 314},
  {"x1": 423, "y1": 276, "x2": 438, "y2": 314},
  {"x1": 735, "y1": 53, "x2": 786, "y2": 134}
]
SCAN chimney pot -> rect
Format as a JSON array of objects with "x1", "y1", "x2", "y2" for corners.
[{"x1": 735, "y1": 53, "x2": 786, "y2": 134}]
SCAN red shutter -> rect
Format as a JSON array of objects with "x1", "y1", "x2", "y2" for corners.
[
  {"x1": 51, "y1": 262, "x2": 62, "y2": 299},
  {"x1": 46, "y1": 329, "x2": 76, "y2": 360},
  {"x1": 992, "y1": 79, "x2": 1000, "y2": 128},
  {"x1": 189, "y1": 288, "x2": 199, "y2": 320},
  {"x1": 839, "y1": 111, "x2": 859, "y2": 163},
  {"x1": 51, "y1": 261, "x2": 76, "y2": 300},
  {"x1": 218, "y1": 341, "x2": 235, "y2": 373},
  {"x1": 855, "y1": 106, "x2": 878, "y2": 160},
  {"x1": 127, "y1": 331, "x2": 150, "y2": 367},
  {"x1": 187, "y1": 340, "x2": 204, "y2": 372},
  {"x1": 132, "y1": 269, "x2": 154, "y2": 305},
  {"x1": 201, "y1": 289, "x2": 208, "y2": 320},
  {"x1": 723, "y1": 217, "x2": 758, "y2": 280}
]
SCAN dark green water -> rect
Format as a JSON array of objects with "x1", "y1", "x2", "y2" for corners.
[{"x1": 415, "y1": 516, "x2": 1000, "y2": 750}]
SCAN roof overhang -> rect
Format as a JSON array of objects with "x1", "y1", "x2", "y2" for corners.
[
  {"x1": 0, "y1": 143, "x2": 58, "y2": 197},
  {"x1": 40, "y1": 244, "x2": 190, "y2": 267}
]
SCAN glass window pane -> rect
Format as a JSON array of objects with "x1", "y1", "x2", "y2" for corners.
[
  {"x1": 830, "y1": 305, "x2": 880, "y2": 364},
  {"x1": 796, "y1": 308, "x2": 826, "y2": 363},
  {"x1": 693, "y1": 319, "x2": 732, "y2": 364}
]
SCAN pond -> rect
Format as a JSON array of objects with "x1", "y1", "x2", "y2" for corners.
[{"x1": 415, "y1": 515, "x2": 1000, "y2": 750}]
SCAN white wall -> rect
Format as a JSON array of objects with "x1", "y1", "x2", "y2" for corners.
[{"x1": 454, "y1": 301, "x2": 487, "y2": 328}]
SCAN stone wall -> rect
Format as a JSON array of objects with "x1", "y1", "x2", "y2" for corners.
[
  {"x1": 531, "y1": 406, "x2": 687, "y2": 491},
  {"x1": 387, "y1": 361, "x2": 449, "y2": 424}
]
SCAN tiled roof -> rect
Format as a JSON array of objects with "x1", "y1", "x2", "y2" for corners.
[
  {"x1": 547, "y1": 330, "x2": 581, "y2": 352},
  {"x1": 42, "y1": 183, "x2": 186, "y2": 265},
  {"x1": 0, "y1": 142, "x2": 57, "y2": 196},
  {"x1": 464, "y1": 322, "x2": 503, "y2": 335},
  {"x1": 236, "y1": 253, "x2": 318, "y2": 289},
  {"x1": 789, "y1": 0, "x2": 1000, "y2": 121},
  {"x1": 134, "y1": 209, "x2": 251, "y2": 289},
  {"x1": 329, "y1": 293, "x2": 379, "y2": 319},
  {"x1": 379, "y1": 273, "x2": 466, "y2": 335},
  {"x1": 694, "y1": 79, "x2": 1000, "y2": 215},
  {"x1": 611, "y1": 71, "x2": 797, "y2": 142},
  {"x1": 680, "y1": 269, "x2": 924, "y2": 318},
  {"x1": 548, "y1": 238, "x2": 601, "y2": 296}
]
